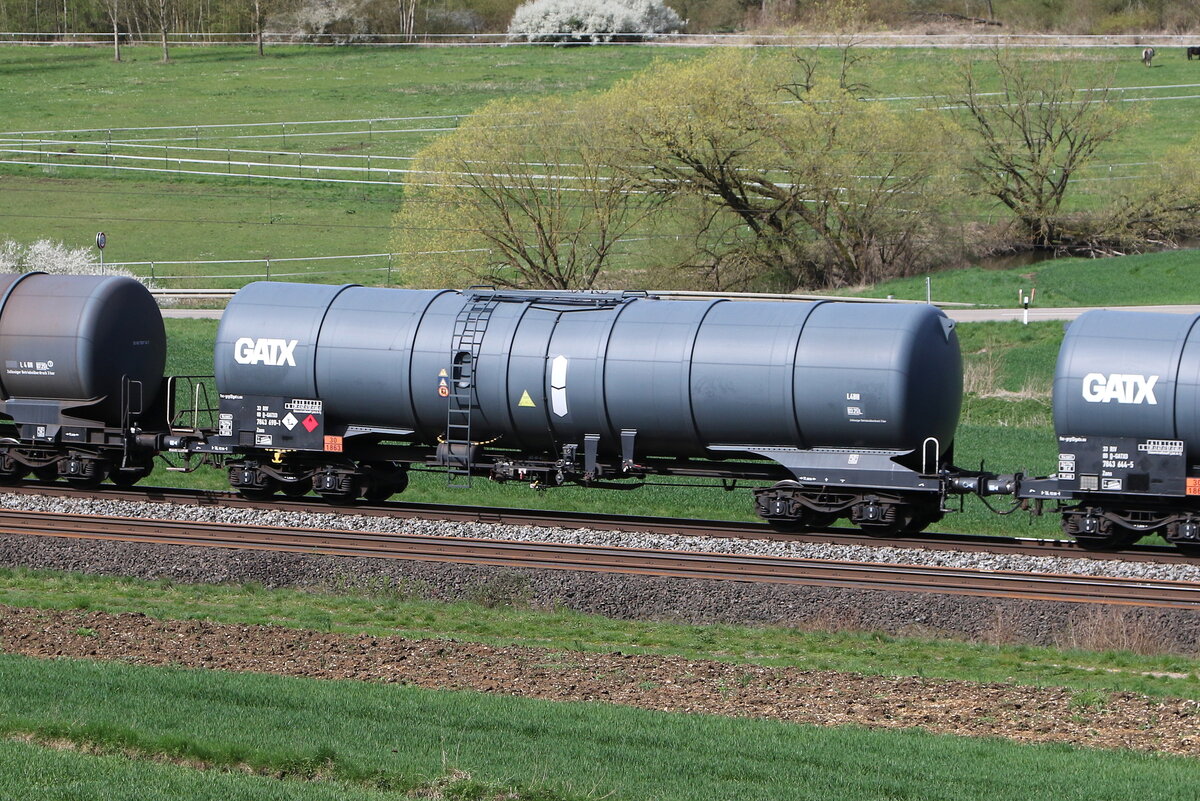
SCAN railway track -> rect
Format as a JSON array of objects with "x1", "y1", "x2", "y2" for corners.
[
  {"x1": 1, "y1": 507, "x2": 1198, "y2": 609},
  {"x1": 0, "y1": 482, "x2": 1189, "y2": 565}
]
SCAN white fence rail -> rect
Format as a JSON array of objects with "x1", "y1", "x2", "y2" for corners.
[{"x1": 2, "y1": 31, "x2": 1200, "y2": 48}]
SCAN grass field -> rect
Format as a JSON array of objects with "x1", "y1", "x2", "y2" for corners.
[
  {"x1": 4, "y1": 652, "x2": 1200, "y2": 801},
  {"x1": 861, "y1": 250, "x2": 1200, "y2": 307},
  {"x1": 3, "y1": 45, "x2": 1200, "y2": 278}
]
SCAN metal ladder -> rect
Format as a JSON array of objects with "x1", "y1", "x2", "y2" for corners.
[{"x1": 444, "y1": 296, "x2": 499, "y2": 487}]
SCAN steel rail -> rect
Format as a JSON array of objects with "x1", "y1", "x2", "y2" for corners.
[
  {"x1": 0, "y1": 508, "x2": 1195, "y2": 609},
  {"x1": 0, "y1": 483, "x2": 1188, "y2": 565}
]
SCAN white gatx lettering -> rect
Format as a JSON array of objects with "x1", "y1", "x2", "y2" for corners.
[
  {"x1": 1081, "y1": 373, "x2": 1159, "y2": 405},
  {"x1": 233, "y1": 337, "x2": 298, "y2": 367}
]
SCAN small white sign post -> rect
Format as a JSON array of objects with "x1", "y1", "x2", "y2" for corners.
[
  {"x1": 1019, "y1": 287, "x2": 1035, "y2": 325},
  {"x1": 95, "y1": 232, "x2": 107, "y2": 268}
]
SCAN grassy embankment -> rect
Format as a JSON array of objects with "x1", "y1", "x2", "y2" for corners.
[
  {"x1": 2, "y1": 44, "x2": 1199, "y2": 285},
  {"x1": 3, "y1": 566, "x2": 1198, "y2": 699}
]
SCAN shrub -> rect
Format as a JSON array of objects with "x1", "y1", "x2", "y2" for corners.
[
  {"x1": 265, "y1": 0, "x2": 379, "y2": 44},
  {"x1": 0, "y1": 238, "x2": 126, "y2": 277},
  {"x1": 507, "y1": 0, "x2": 683, "y2": 42},
  {"x1": 0, "y1": 240, "x2": 161, "y2": 295}
]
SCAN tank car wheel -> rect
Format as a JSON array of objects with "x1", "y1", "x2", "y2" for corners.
[
  {"x1": 66, "y1": 461, "x2": 111, "y2": 489},
  {"x1": 1062, "y1": 511, "x2": 1139, "y2": 550},
  {"x1": 110, "y1": 459, "x2": 155, "y2": 487},
  {"x1": 239, "y1": 478, "x2": 279, "y2": 501},
  {"x1": 318, "y1": 490, "x2": 357, "y2": 505},
  {"x1": 853, "y1": 501, "x2": 914, "y2": 537},
  {"x1": 32, "y1": 465, "x2": 59, "y2": 484},
  {"x1": 281, "y1": 479, "x2": 312, "y2": 498},
  {"x1": 363, "y1": 485, "x2": 393, "y2": 503},
  {"x1": 1073, "y1": 530, "x2": 1142, "y2": 550},
  {"x1": 802, "y1": 510, "x2": 839, "y2": 529},
  {"x1": 903, "y1": 507, "x2": 944, "y2": 534},
  {"x1": 363, "y1": 465, "x2": 409, "y2": 503},
  {"x1": 0, "y1": 455, "x2": 27, "y2": 484},
  {"x1": 859, "y1": 521, "x2": 913, "y2": 538}
]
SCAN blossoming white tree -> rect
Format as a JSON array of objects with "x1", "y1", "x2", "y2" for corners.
[{"x1": 507, "y1": 0, "x2": 682, "y2": 43}]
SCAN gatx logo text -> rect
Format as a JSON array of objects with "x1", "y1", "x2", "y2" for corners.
[
  {"x1": 234, "y1": 338, "x2": 298, "y2": 367},
  {"x1": 1081, "y1": 373, "x2": 1158, "y2": 405}
]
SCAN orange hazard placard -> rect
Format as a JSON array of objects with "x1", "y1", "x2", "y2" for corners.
[
  {"x1": 1187, "y1": 478, "x2": 1200, "y2": 496},
  {"x1": 324, "y1": 435, "x2": 344, "y2": 453}
]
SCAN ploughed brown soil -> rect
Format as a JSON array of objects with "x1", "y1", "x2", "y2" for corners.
[{"x1": 3, "y1": 605, "x2": 1199, "y2": 756}]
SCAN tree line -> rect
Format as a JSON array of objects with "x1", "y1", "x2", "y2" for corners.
[
  {"x1": 5, "y1": 0, "x2": 1199, "y2": 41},
  {"x1": 391, "y1": 48, "x2": 1200, "y2": 292}
]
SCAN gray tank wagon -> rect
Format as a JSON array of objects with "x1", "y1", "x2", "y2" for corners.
[
  {"x1": 210, "y1": 282, "x2": 964, "y2": 532},
  {"x1": 0, "y1": 272, "x2": 169, "y2": 484},
  {"x1": 1014, "y1": 309, "x2": 1200, "y2": 549}
]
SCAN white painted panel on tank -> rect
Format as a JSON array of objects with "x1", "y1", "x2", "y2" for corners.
[{"x1": 550, "y1": 355, "x2": 568, "y2": 417}]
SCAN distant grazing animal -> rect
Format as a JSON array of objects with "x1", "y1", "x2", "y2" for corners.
[
  {"x1": 1142, "y1": 47, "x2": 1156, "y2": 67},
  {"x1": 1188, "y1": 46, "x2": 1200, "y2": 60}
]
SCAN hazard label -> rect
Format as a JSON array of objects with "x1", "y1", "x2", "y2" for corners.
[
  {"x1": 324, "y1": 435, "x2": 343, "y2": 452},
  {"x1": 302, "y1": 414, "x2": 319, "y2": 432},
  {"x1": 518, "y1": 390, "x2": 536, "y2": 408}
]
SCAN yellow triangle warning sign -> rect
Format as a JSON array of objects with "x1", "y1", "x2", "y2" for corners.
[
  {"x1": 518, "y1": 390, "x2": 536, "y2": 408},
  {"x1": 438, "y1": 368, "x2": 448, "y2": 378}
]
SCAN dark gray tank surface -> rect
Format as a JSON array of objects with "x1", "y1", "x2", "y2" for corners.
[
  {"x1": 216, "y1": 283, "x2": 963, "y2": 458},
  {"x1": 0, "y1": 273, "x2": 166, "y2": 415},
  {"x1": 1055, "y1": 309, "x2": 1200, "y2": 460}
]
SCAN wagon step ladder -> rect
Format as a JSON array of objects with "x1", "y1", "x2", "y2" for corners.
[{"x1": 444, "y1": 297, "x2": 499, "y2": 487}]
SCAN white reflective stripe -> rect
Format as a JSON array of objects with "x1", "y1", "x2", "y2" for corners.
[
  {"x1": 550, "y1": 355, "x2": 569, "y2": 417},
  {"x1": 550, "y1": 355, "x2": 568, "y2": 389}
]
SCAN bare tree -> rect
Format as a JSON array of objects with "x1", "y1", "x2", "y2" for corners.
[
  {"x1": 399, "y1": 0, "x2": 417, "y2": 42},
  {"x1": 599, "y1": 51, "x2": 955, "y2": 290},
  {"x1": 956, "y1": 49, "x2": 1133, "y2": 249},
  {"x1": 156, "y1": 0, "x2": 169, "y2": 61},
  {"x1": 788, "y1": 0, "x2": 872, "y2": 97},
  {"x1": 254, "y1": 0, "x2": 265, "y2": 54},
  {"x1": 392, "y1": 97, "x2": 659, "y2": 290},
  {"x1": 103, "y1": 0, "x2": 122, "y2": 61}
]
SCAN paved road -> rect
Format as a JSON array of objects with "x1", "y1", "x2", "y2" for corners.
[{"x1": 163, "y1": 304, "x2": 1200, "y2": 323}]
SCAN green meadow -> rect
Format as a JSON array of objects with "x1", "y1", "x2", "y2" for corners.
[
  {"x1": 4, "y1": 652, "x2": 1199, "y2": 801},
  {"x1": 3, "y1": 44, "x2": 1200, "y2": 276}
]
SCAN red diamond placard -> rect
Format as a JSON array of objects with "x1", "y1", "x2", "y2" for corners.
[{"x1": 302, "y1": 414, "x2": 319, "y2": 432}]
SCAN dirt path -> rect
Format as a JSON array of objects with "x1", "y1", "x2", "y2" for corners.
[{"x1": 3, "y1": 605, "x2": 1198, "y2": 756}]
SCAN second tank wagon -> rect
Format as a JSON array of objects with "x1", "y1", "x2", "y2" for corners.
[{"x1": 210, "y1": 283, "x2": 963, "y2": 529}]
